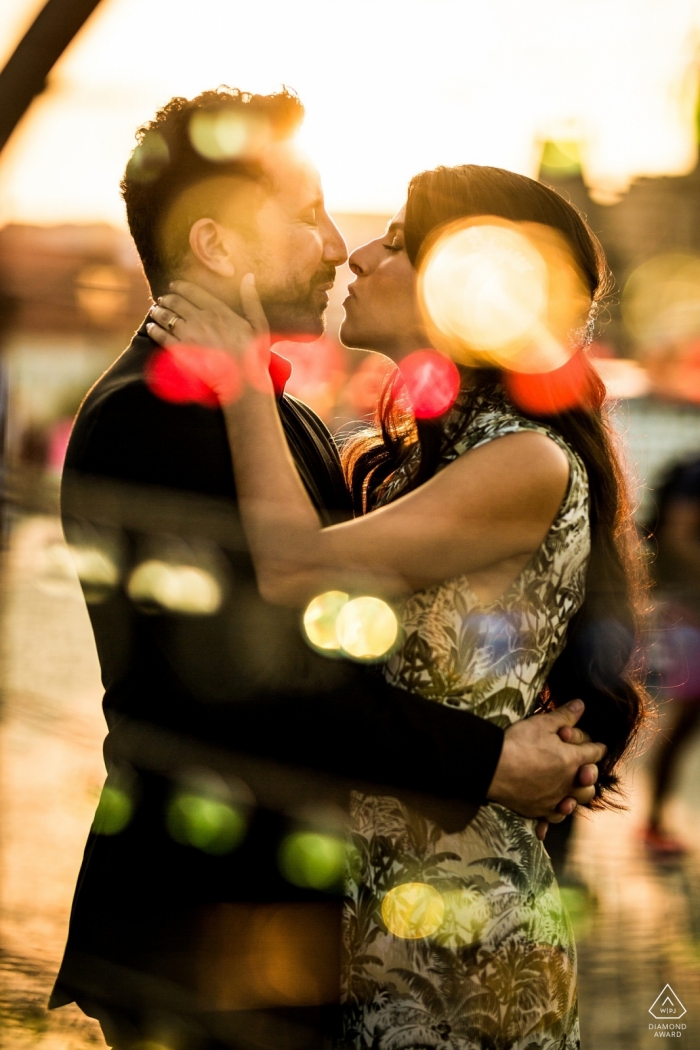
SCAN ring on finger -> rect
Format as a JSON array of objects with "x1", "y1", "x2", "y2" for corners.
[{"x1": 166, "y1": 312, "x2": 179, "y2": 334}]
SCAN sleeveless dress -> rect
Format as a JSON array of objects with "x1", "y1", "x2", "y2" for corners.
[{"x1": 340, "y1": 387, "x2": 590, "y2": 1050}]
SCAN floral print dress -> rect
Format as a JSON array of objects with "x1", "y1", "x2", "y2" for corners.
[{"x1": 340, "y1": 388, "x2": 590, "y2": 1050}]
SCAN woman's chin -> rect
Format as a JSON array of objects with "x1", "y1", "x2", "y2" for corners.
[{"x1": 339, "y1": 317, "x2": 361, "y2": 349}]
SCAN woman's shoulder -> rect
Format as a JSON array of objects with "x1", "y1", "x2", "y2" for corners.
[{"x1": 447, "y1": 385, "x2": 584, "y2": 476}]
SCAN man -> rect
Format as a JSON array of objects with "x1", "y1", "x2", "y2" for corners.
[{"x1": 49, "y1": 87, "x2": 604, "y2": 1050}]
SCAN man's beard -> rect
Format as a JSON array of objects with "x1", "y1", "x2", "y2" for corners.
[{"x1": 262, "y1": 265, "x2": 336, "y2": 339}]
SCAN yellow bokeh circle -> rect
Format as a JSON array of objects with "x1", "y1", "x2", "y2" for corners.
[
  {"x1": 418, "y1": 216, "x2": 590, "y2": 374},
  {"x1": 420, "y1": 220, "x2": 546, "y2": 357},
  {"x1": 302, "y1": 590, "x2": 349, "y2": 651},
  {"x1": 381, "y1": 882, "x2": 445, "y2": 939},
  {"x1": 335, "y1": 596, "x2": 398, "y2": 660}
]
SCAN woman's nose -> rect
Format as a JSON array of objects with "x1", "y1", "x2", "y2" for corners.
[{"x1": 349, "y1": 243, "x2": 372, "y2": 277}]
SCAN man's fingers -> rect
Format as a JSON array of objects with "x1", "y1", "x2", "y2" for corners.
[
  {"x1": 545, "y1": 699, "x2": 585, "y2": 729},
  {"x1": 169, "y1": 280, "x2": 225, "y2": 310},
  {"x1": 559, "y1": 726, "x2": 592, "y2": 745},
  {"x1": 578, "y1": 741, "x2": 607, "y2": 765},
  {"x1": 536, "y1": 819, "x2": 549, "y2": 841},
  {"x1": 577, "y1": 763, "x2": 599, "y2": 787},
  {"x1": 569, "y1": 784, "x2": 596, "y2": 805},
  {"x1": 240, "y1": 273, "x2": 270, "y2": 334}
]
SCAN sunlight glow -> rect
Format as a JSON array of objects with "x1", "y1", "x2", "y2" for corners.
[{"x1": 0, "y1": 0, "x2": 699, "y2": 223}]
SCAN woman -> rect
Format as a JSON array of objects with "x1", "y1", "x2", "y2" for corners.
[{"x1": 148, "y1": 165, "x2": 647, "y2": 1049}]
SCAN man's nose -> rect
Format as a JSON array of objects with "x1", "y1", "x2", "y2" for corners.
[{"x1": 321, "y1": 215, "x2": 348, "y2": 267}]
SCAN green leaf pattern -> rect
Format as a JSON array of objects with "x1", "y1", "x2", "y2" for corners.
[{"x1": 340, "y1": 389, "x2": 589, "y2": 1050}]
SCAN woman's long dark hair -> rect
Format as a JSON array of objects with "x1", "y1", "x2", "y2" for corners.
[{"x1": 342, "y1": 164, "x2": 650, "y2": 808}]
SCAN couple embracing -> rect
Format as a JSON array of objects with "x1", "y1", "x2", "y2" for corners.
[{"x1": 50, "y1": 87, "x2": 646, "y2": 1050}]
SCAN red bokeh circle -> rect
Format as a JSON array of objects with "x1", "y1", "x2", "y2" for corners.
[
  {"x1": 145, "y1": 345, "x2": 242, "y2": 407},
  {"x1": 399, "y1": 350, "x2": 460, "y2": 419},
  {"x1": 504, "y1": 351, "x2": 604, "y2": 415}
]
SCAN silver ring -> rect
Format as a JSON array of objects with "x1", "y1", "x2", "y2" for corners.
[{"x1": 166, "y1": 313, "x2": 179, "y2": 334}]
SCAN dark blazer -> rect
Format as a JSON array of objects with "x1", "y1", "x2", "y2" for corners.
[{"x1": 49, "y1": 324, "x2": 503, "y2": 1036}]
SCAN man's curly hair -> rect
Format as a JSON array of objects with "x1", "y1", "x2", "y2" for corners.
[{"x1": 121, "y1": 86, "x2": 304, "y2": 296}]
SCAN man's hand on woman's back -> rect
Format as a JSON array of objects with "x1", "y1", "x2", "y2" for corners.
[{"x1": 486, "y1": 699, "x2": 606, "y2": 839}]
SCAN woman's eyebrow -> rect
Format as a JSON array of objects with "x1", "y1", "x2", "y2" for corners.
[{"x1": 384, "y1": 220, "x2": 405, "y2": 235}]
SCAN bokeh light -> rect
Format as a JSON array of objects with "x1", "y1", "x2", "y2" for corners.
[
  {"x1": 124, "y1": 130, "x2": 169, "y2": 185},
  {"x1": 272, "y1": 337, "x2": 347, "y2": 420},
  {"x1": 420, "y1": 220, "x2": 547, "y2": 358},
  {"x1": 67, "y1": 544, "x2": 120, "y2": 603},
  {"x1": 381, "y1": 882, "x2": 445, "y2": 939},
  {"x1": 335, "y1": 596, "x2": 399, "y2": 661},
  {"x1": 278, "y1": 831, "x2": 348, "y2": 890},
  {"x1": 145, "y1": 345, "x2": 241, "y2": 408},
  {"x1": 398, "y1": 349, "x2": 460, "y2": 419},
  {"x1": 189, "y1": 108, "x2": 268, "y2": 162},
  {"x1": 92, "y1": 784, "x2": 133, "y2": 836},
  {"x1": 345, "y1": 353, "x2": 396, "y2": 418},
  {"x1": 504, "y1": 349, "x2": 599, "y2": 415},
  {"x1": 622, "y1": 253, "x2": 700, "y2": 346},
  {"x1": 166, "y1": 792, "x2": 247, "y2": 855},
  {"x1": 418, "y1": 217, "x2": 591, "y2": 375},
  {"x1": 127, "y1": 560, "x2": 222, "y2": 615},
  {"x1": 302, "y1": 590, "x2": 349, "y2": 652}
]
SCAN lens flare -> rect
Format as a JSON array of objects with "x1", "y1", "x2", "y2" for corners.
[
  {"x1": 302, "y1": 590, "x2": 349, "y2": 652},
  {"x1": 381, "y1": 882, "x2": 445, "y2": 939},
  {"x1": 146, "y1": 346, "x2": 241, "y2": 408},
  {"x1": 92, "y1": 784, "x2": 133, "y2": 836},
  {"x1": 166, "y1": 792, "x2": 247, "y2": 855},
  {"x1": 418, "y1": 217, "x2": 590, "y2": 374},
  {"x1": 278, "y1": 832, "x2": 347, "y2": 890},
  {"x1": 399, "y1": 350, "x2": 460, "y2": 418},
  {"x1": 335, "y1": 596, "x2": 398, "y2": 661},
  {"x1": 127, "y1": 560, "x2": 222, "y2": 615}
]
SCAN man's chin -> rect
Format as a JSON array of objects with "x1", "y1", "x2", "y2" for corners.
[{"x1": 267, "y1": 307, "x2": 325, "y2": 343}]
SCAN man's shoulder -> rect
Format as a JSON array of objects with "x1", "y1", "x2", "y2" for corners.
[{"x1": 65, "y1": 327, "x2": 231, "y2": 493}]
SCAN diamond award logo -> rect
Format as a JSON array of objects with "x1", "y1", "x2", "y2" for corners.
[{"x1": 649, "y1": 984, "x2": 686, "y2": 1020}]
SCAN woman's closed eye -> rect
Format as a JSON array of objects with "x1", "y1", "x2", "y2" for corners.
[{"x1": 382, "y1": 235, "x2": 403, "y2": 253}]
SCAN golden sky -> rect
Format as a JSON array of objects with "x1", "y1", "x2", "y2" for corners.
[{"x1": 0, "y1": 0, "x2": 700, "y2": 225}]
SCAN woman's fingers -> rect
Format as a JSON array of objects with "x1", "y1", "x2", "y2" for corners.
[
  {"x1": 146, "y1": 321, "x2": 176, "y2": 347},
  {"x1": 240, "y1": 273, "x2": 270, "y2": 335},
  {"x1": 149, "y1": 303, "x2": 185, "y2": 337},
  {"x1": 156, "y1": 293, "x2": 199, "y2": 321},
  {"x1": 169, "y1": 280, "x2": 225, "y2": 311}
]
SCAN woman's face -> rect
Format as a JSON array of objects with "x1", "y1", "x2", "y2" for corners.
[{"x1": 339, "y1": 206, "x2": 429, "y2": 357}]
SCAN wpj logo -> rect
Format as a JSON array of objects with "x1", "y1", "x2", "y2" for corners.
[
  {"x1": 649, "y1": 985, "x2": 687, "y2": 1039},
  {"x1": 649, "y1": 985, "x2": 687, "y2": 1020}
]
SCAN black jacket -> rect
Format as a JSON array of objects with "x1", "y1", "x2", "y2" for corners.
[{"x1": 49, "y1": 324, "x2": 503, "y2": 1024}]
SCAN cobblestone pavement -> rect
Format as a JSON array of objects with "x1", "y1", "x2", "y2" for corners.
[{"x1": 2, "y1": 515, "x2": 700, "y2": 1049}]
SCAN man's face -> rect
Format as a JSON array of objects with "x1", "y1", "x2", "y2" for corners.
[{"x1": 236, "y1": 143, "x2": 347, "y2": 338}]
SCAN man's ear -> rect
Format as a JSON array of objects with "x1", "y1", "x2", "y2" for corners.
[{"x1": 188, "y1": 218, "x2": 240, "y2": 279}]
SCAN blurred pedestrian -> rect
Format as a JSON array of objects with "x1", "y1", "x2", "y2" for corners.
[{"x1": 644, "y1": 456, "x2": 700, "y2": 855}]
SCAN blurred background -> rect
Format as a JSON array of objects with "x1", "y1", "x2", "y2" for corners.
[{"x1": 3, "y1": 1, "x2": 700, "y2": 1047}]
